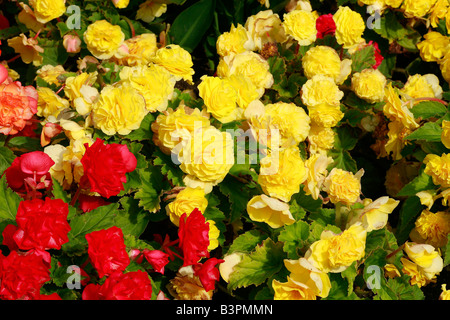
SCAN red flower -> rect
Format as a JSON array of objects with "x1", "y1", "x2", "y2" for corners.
[
  {"x1": 4, "y1": 151, "x2": 54, "y2": 199},
  {"x1": 316, "y1": 14, "x2": 336, "y2": 39},
  {"x1": 2, "y1": 224, "x2": 19, "y2": 251},
  {"x1": 13, "y1": 198, "x2": 70, "y2": 250},
  {"x1": 77, "y1": 193, "x2": 110, "y2": 213},
  {"x1": 85, "y1": 226, "x2": 130, "y2": 278},
  {"x1": 178, "y1": 208, "x2": 210, "y2": 266},
  {"x1": 193, "y1": 257, "x2": 224, "y2": 292},
  {"x1": 143, "y1": 249, "x2": 170, "y2": 274},
  {"x1": 82, "y1": 270, "x2": 152, "y2": 300},
  {"x1": 368, "y1": 41, "x2": 384, "y2": 69},
  {"x1": 80, "y1": 138, "x2": 137, "y2": 198},
  {"x1": 0, "y1": 250, "x2": 51, "y2": 300}
]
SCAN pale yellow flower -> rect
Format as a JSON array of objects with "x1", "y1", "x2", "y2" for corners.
[
  {"x1": 83, "y1": 20, "x2": 125, "y2": 60},
  {"x1": 303, "y1": 154, "x2": 333, "y2": 200},
  {"x1": 417, "y1": 31, "x2": 450, "y2": 62},
  {"x1": 333, "y1": 6, "x2": 365, "y2": 48},
  {"x1": 401, "y1": 73, "x2": 443, "y2": 100},
  {"x1": 244, "y1": 10, "x2": 286, "y2": 51},
  {"x1": 424, "y1": 153, "x2": 450, "y2": 188},
  {"x1": 301, "y1": 46, "x2": 343, "y2": 83},
  {"x1": 272, "y1": 277, "x2": 317, "y2": 300},
  {"x1": 323, "y1": 168, "x2": 364, "y2": 206},
  {"x1": 301, "y1": 75, "x2": 344, "y2": 108},
  {"x1": 136, "y1": 0, "x2": 167, "y2": 23},
  {"x1": 258, "y1": 146, "x2": 307, "y2": 202},
  {"x1": 168, "y1": 266, "x2": 213, "y2": 299},
  {"x1": 112, "y1": 33, "x2": 158, "y2": 66},
  {"x1": 64, "y1": 72, "x2": 98, "y2": 102},
  {"x1": 90, "y1": 82, "x2": 148, "y2": 136},
  {"x1": 404, "y1": 242, "x2": 443, "y2": 281},
  {"x1": 151, "y1": 44, "x2": 195, "y2": 84},
  {"x1": 247, "y1": 194, "x2": 294, "y2": 228},
  {"x1": 165, "y1": 187, "x2": 209, "y2": 227},
  {"x1": 401, "y1": 0, "x2": 438, "y2": 17},
  {"x1": 308, "y1": 103, "x2": 344, "y2": 128},
  {"x1": 410, "y1": 209, "x2": 450, "y2": 248},
  {"x1": 307, "y1": 123, "x2": 336, "y2": 155},
  {"x1": 351, "y1": 68, "x2": 387, "y2": 103},
  {"x1": 35, "y1": 65, "x2": 67, "y2": 86},
  {"x1": 29, "y1": 0, "x2": 66, "y2": 24},
  {"x1": 440, "y1": 284, "x2": 450, "y2": 300},
  {"x1": 36, "y1": 87, "x2": 70, "y2": 119},
  {"x1": 283, "y1": 9, "x2": 317, "y2": 46},
  {"x1": 216, "y1": 24, "x2": 251, "y2": 58},
  {"x1": 383, "y1": 83, "x2": 419, "y2": 130}
]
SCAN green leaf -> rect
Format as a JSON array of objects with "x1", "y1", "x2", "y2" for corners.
[
  {"x1": 410, "y1": 101, "x2": 448, "y2": 120},
  {"x1": 395, "y1": 196, "x2": 423, "y2": 244},
  {"x1": 0, "y1": 175, "x2": 21, "y2": 221},
  {"x1": 329, "y1": 149, "x2": 358, "y2": 173},
  {"x1": 219, "y1": 175, "x2": 253, "y2": 222},
  {"x1": 406, "y1": 122, "x2": 442, "y2": 142},
  {"x1": 267, "y1": 56, "x2": 286, "y2": 85},
  {"x1": 51, "y1": 178, "x2": 70, "y2": 203},
  {"x1": 396, "y1": 169, "x2": 436, "y2": 197},
  {"x1": 341, "y1": 262, "x2": 358, "y2": 296},
  {"x1": 114, "y1": 197, "x2": 150, "y2": 237},
  {"x1": 153, "y1": 149, "x2": 185, "y2": 187},
  {"x1": 123, "y1": 113, "x2": 155, "y2": 141},
  {"x1": 6, "y1": 136, "x2": 42, "y2": 151},
  {"x1": 0, "y1": 145, "x2": 16, "y2": 175},
  {"x1": 135, "y1": 166, "x2": 167, "y2": 213},
  {"x1": 372, "y1": 275, "x2": 424, "y2": 300},
  {"x1": 443, "y1": 234, "x2": 450, "y2": 267},
  {"x1": 278, "y1": 220, "x2": 310, "y2": 259},
  {"x1": 351, "y1": 45, "x2": 376, "y2": 73},
  {"x1": 67, "y1": 203, "x2": 119, "y2": 240},
  {"x1": 168, "y1": 0, "x2": 215, "y2": 52},
  {"x1": 227, "y1": 238, "x2": 285, "y2": 291},
  {"x1": 228, "y1": 230, "x2": 268, "y2": 254}
]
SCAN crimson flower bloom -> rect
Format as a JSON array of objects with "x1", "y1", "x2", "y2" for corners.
[
  {"x1": 143, "y1": 249, "x2": 170, "y2": 274},
  {"x1": 316, "y1": 14, "x2": 336, "y2": 39},
  {"x1": 178, "y1": 208, "x2": 210, "y2": 266},
  {"x1": 13, "y1": 197, "x2": 71, "y2": 250},
  {"x1": 4, "y1": 151, "x2": 54, "y2": 199},
  {"x1": 193, "y1": 257, "x2": 224, "y2": 292},
  {"x1": 80, "y1": 138, "x2": 137, "y2": 198},
  {"x1": 0, "y1": 250, "x2": 51, "y2": 300},
  {"x1": 368, "y1": 41, "x2": 384, "y2": 69},
  {"x1": 82, "y1": 270, "x2": 152, "y2": 300},
  {"x1": 85, "y1": 226, "x2": 130, "y2": 278},
  {"x1": 77, "y1": 193, "x2": 110, "y2": 213}
]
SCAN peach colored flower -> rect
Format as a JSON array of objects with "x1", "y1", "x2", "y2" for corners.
[{"x1": 0, "y1": 79, "x2": 38, "y2": 135}]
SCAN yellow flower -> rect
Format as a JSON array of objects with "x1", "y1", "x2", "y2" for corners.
[
  {"x1": 227, "y1": 74, "x2": 261, "y2": 109},
  {"x1": 333, "y1": 6, "x2": 365, "y2": 48},
  {"x1": 151, "y1": 105, "x2": 211, "y2": 155},
  {"x1": 165, "y1": 187, "x2": 209, "y2": 227},
  {"x1": 112, "y1": 33, "x2": 158, "y2": 66},
  {"x1": 18, "y1": 4, "x2": 44, "y2": 33},
  {"x1": 29, "y1": 0, "x2": 66, "y2": 24},
  {"x1": 404, "y1": 242, "x2": 443, "y2": 280},
  {"x1": 417, "y1": 31, "x2": 450, "y2": 62},
  {"x1": 272, "y1": 277, "x2": 317, "y2": 300},
  {"x1": 307, "y1": 123, "x2": 336, "y2": 155},
  {"x1": 112, "y1": 0, "x2": 129, "y2": 9},
  {"x1": 308, "y1": 103, "x2": 344, "y2": 128},
  {"x1": 207, "y1": 220, "x2": 220, "y2": 251},
  {"x1": 150, "y1": 44, "x2": 195, "y2": 84},
  {"x1": 36, "y1": 87, "x2": 70, "y2": 119},
  {"x1": 197, "y1": 76, "x2": 240, "y2": 123},
  {"x1": 323, "y1": 168, "x2": 364, "y2": 206},
  {"x1": 384, "y1": 264, "x2": 401, "y2": 278},
  {"x1": 251, "y1": 102, "x2": 310, "y2": 148},
  {"x1": 351, "y1": 68, "x2": 387, "y2": 103},
  {"x1": 60, "y1": 136, "x2": 94, "y2": 189},
  {"x1": 424, "y1": 153, "x2": 450, "y2": 188},
  {"x1": 383, "y1": 83, "x2": 419, "y2": 130},
  {"x1": 64, "y1": 72, "x2": 98, "y2": 102},
  {"x1": 83, "y1": 20, "x2": 125, "y2": 60},
  {"x1": 119, "y1": 64, "x2": 176, "y2": 113},
  {"x1": 440, "y1": 284, "x2": 450, "y2": 300},
  {"x1": 219, "y1": 252, "x2": 244, "y2": 283},
  {"x1": 44, "y1": 144, "x2": 67, "y2": 186},
  {"x1": 401, "y1": 0, "x2": 438, "y2": 17},
  {"x1": 302, "y1": 46, "x2": 345, "y2": 83},
  {"x1": 305, "y1": 223, "x2": 367, "y2": 273},
  {"x1": 410, "y1": 209, "x2": 450, "y2": 248},
  {"x1": 216, "y1": 24, "x2": 251, "y2": 58},
  {"x1": 439, "y1": 51, "x2": 450, "y2": 84},
  {"x1": 168, "y1": 266, "x2": 213, "y2": 299},
  {"x1": 284, "y1": 258, "x2": 331, "y2": 298},
  {"x1": 384, "y1": 120, "x2": 412, "y2": 160},
  {"x1": 35, "y1": 65, "x2": 67, "y2": 86},
  {"x1": 385, "y1": 0, "x2": 403, "y2": 7},
  {"x1": 7, "y1": 34, "x2": 44, "y2": 67},
  {"x1": 90, "y1": 82, "x2": 148, "y2": 136},
  {"x1": 283, "y1": 9, "x2": 317, "y2": 46},
  {"x1": 303, "y1": 154, "x2": 333, "y2": 200},
  {"x1": 347, "y1": 196, "x2": 400, "y2": 232},
  {"x1": 217, "y1": 51, "x2": 273, "y2": 96},
  {"x1": 401, "y1": 257, "x2": 432, "y2": 287},
  {"x1": 258, "y1": 146, "x2": 307, "y2": 202},
  {"x1": 301, "y1": 75, "x2": 344, "y2": 108},
  {"x1": 247, "y1": 194, "x2": 294, "y2": 228},
  {"x1": 176, "y1": 126, "x2": 234, "y2": 194},
  {"x1": 244, "y1": 10, "x2": 286, "y2": 51},
  {"x1": 401, "y1": 73, "x2": 443, "y2": 100},
  {"x1": 442, "y1": 120, "x2": 450, "y2": 149},
  {"x1": 136, "y1": 0, "x2": 167, "y2": 23}
]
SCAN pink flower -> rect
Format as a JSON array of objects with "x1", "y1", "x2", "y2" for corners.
[
  {"x1": 193, "y1": 257, "x2": 224, "y2": 292},
  {"x1": 143, "y1": 249, "x2": 170, "y2": 274}
]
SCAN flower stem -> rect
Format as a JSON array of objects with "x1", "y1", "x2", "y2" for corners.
[{"x1": 70, "y1": 186, "x2": 82, "y2": 207}]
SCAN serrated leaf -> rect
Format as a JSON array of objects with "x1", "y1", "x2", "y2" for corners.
[
  {"x1": 67, "y1": 202, "x2": 119, "y2": 240},
  {"x1": 0, "y1": 145, "x2": 15, "y2": 175},
  {"x1": 227, "y1": 238, "x2": 284, "y2": 291},
  {"x1": 278, "y1": 220, "x2": 310, "y2": 259},
  {"x1": 51, "y1": 178, "x2": 70, "y2": 203},
  {"x1": 407, "y1": 122, "x2": 442, "y2": 142},
  {"x1": 228, "y1": 230, "x2": 268, "y2": 254},
  {"x1": 219, "y1": 175, "x2": 253, "y2": 222},
  {"x1": 341, "y1": 262, "x2": 357, "y2": 296},
  {"x1": 351, "y1": 45, "x2": 376, "y2": 73},
  {"x1": 373, "y1": 275, "x2": 424, "y2": 300},
  {"x1": 443, "y1": 234, "x2": 450, "y2": 267},
  {"x1": 153, "y1": 149, "x2": 185, "y2": 187},
  {"x1": 396, "y1": 169, "x2": 436, "y2": 197},
  {"x1": 114, "y1": 197, "x2": 150, "y2": 237},
  {"x1": 410, "y1": 101, "x2": 447, "y2": 120},
  {"x1": 329, "y1": 149, "x2": 358, "y2": 173},
  {"x1": 0, "y1": 175, "x2": 21, "y2": 221},
  {"x1": 135, "y1": 166, "x2": 167, "y2": 213},
  {"x1": 124, "y1": 113, "x2": 155, "y2": 141}
]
